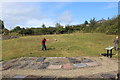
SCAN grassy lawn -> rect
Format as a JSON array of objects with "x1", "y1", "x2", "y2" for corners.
[{"x1": 2, "y1": 33, "x2": 118, "y2": 60}]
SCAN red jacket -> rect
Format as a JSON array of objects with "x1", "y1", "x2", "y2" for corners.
[{"x1": 41, "y1": 39, "x2": 46, "y2": 44}]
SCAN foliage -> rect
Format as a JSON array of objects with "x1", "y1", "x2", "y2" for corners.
[
  {"x1": 84, "y1": 20, "x2": 89, "y2": 25},
  {"x1": 2, "y1": 28, "x2": 9, "y2": 35},
  {"x1": 19, "y1": 28, "x2": 34, "y2": 35},
  {"x1": 1, "y1": 15, "x2": 119, "y2": 35},
  {"x1": 11, "y1": 26, "x2": 21, "y2": 33},
  {"x1": 41, "y1": 24, "x2": 46, "y2": 28},
  {"x1": 0, "y1": 19, "x2": 5, "y2": 29}
]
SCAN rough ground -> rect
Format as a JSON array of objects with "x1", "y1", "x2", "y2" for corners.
[{"x1": 1, "y1": 56, "x2": 118, "y2": 79}]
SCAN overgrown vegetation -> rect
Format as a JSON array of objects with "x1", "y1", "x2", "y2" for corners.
[{"x1": 0, "y1": 15, "x2": 119, "y2": 36}]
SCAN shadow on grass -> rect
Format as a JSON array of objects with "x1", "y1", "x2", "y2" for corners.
[{"x1": 46, "y1": 47, "x2": 55, "y2": 50}]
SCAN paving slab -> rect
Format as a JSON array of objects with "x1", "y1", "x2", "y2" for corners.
[
  {"x1": 63, "y1": 63, "x2": 73, "y2": 69},
  {"x1": 36, "y1": 57, "x2": 46, "y2": 62},
  {"x1": 101, "y1": 73, "x2": 116, "y2": 78},
  {"x1": 68, "y1": 58, "x2": 81, "y2": 64},
  {"x1": 2, "y1": 64, "x2": 13, "y2": 70},
  {"x1": 2, "y1": 59, "x2": 18, "y2": 68},
  {"x1": 73, "y1": 63, "x2": 87, "y2": 68},
  {"x1": 47, "y1": 65, "x2": 62, "y2": 69},
  {"x1": 13, "y1": 75, "x2": 26, "y2": 78},
  {"x1": 45, "y1": 58, "x2": 69, "y2": 64},
  {"x1": 41, "y1": 76, "x2": 56, "y2": 79},
  {"x1": 51, "y1": 61, "x2": 62, "y2": 65},
  {"x1": 10, "y1": 58, "x2": 19, "y2": 63},
  {"x1": 25, "y1": 75, "x2": 41, "y2": 78},
  {"x1": 23, "y1": 62, "x2": 36, "y2": 69},
  {"x1": 19, "y1": 63, "x2": 29, "y2": 69},
  {"x1": 85, "y1": 62, "x2": 98, "y2": 67},
  {"x1": 38, "y1": 62, "x2": 49, "y2": 69},
  {"x1": 2, "y1": 57, "x2": 100, "y2": 70},
  {"x1": 9, "y1": 63, "x2": 21, "y2": 69},
  {"x1": 82, "y1": 59, "x2": 93, "y2": 63}
]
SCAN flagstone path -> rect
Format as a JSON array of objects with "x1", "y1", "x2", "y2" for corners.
[{"x1": 1, "y1": 56, "x2": 118, "y2": 79}]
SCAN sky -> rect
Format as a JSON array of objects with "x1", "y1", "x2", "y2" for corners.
[
  {"x1": 0, "y1": 2, "x2": 118, "y2": 30},
  {"x1": 0, "y1": 0, "x2": 119, "y2": 2}
]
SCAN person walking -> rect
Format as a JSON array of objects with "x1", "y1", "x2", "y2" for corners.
[
  {"x1": 113, "y1": 36, "x2": 119, "y2": 50},
  {"x1": 41, "y1": 38, "x2": 47, "y2": 50}
]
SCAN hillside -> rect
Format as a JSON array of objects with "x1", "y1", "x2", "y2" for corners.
[{"x1": 2, "y1": 33, "x2": 118, "y2": 60}]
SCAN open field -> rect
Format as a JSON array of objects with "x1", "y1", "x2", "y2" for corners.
[{"x1": 2, "y1": 33, "x2": 118, "y2": 60}]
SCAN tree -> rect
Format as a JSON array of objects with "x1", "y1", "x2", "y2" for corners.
[
  {"x1": 2, "y1": 28, "x2": 9, "y2": 35},
  {"x1": 19, "y1": 28, "x2": 34, "y2": 35},
  {"x1": 65, "y1": 25, "x2": 74, "y2": 33},
  {"x1": 55, "y1": 23, "x2": 61, "y2": 28},
  {"x1": 84, "y1": 20, "x2": 89, "y2": 25},
  {"x1": 25, "y1": 29, "x2": 34, "y2": 35},
  {"x1": 88, "y1": 18, "x2": 97, "y2": 32},
  {"x1": 31, "y1": 28, "x2": 42, "y2": 35},
  {"x1": 41, "y1": 24, "x2": 46, "y2": 28},
  {"x1": 11, "y1": 26, "x2": 21, "y2": 32},
  {"x1": 55, "y1": 23, "x2": 65, "y2": 34},
  {"x1": 46, "y1": 27, "x2": 56, "y2": 34},
  {"x1": 0, "y1": 19, "x2": 5, "y2": 29},
  {"x1": 107, "y1": 17, "x2": 110, "y2": 20},
  {"x1": 18, "y1": 28, "x2": 26, "y2": 35},
  {"x1": 90, "y1": 18, "x2": 96, "y2": 26}
]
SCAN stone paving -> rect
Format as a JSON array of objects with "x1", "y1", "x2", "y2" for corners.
[
  {"x1": 1, "y1": 57, "x2": 118, "y2": 79},
  {"x1": 2, "y1": 57, "x2": 99, "y2": 70}
]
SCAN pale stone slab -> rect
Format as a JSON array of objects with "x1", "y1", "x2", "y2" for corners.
[
  {"x1": 47, "y1": 65, "x2": 62, "y2": 69},
  {"x1": 73, "y1": 63, "x2": 87, "y2": 68},
  {"x1": 85, "y1": 62, "x2": 98, "y2": 67},
  {"x1": 13, "y1": 75, "x2": 26, "y2": 78}
]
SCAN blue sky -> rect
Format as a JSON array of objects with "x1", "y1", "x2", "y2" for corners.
[{"x1": 0, "y1": 2, "x2": 118, "y2": 30}]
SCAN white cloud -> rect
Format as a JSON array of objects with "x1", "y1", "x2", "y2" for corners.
[
  {"x1": 1, "y1": 2, "x2": 74, "y2": 29},
  {"x1": 24, "y1": 18, "x2": 55, "y2": 28},
  {"x1": 57, "y1": 11, "x2": 73, "y2": 25},
  {"x1": 1, "y1": 2, "x2": 55, "y2": 29}
]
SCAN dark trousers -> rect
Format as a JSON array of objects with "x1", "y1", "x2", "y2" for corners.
[
  {"x1": 114, "y1": 44, "x2": 119, "y2": 50},
  {"x1": 42, "y1": 44, "x2": 46, "y2": 50}
]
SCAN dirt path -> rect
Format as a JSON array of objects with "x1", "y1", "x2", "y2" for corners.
[{"x1": 2, "y1": 56, "x2": 118, "y2": 78}]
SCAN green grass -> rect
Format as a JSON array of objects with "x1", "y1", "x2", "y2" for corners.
[{"x1": 2, "y1": 33, "x2": 118, "y2": 60}]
